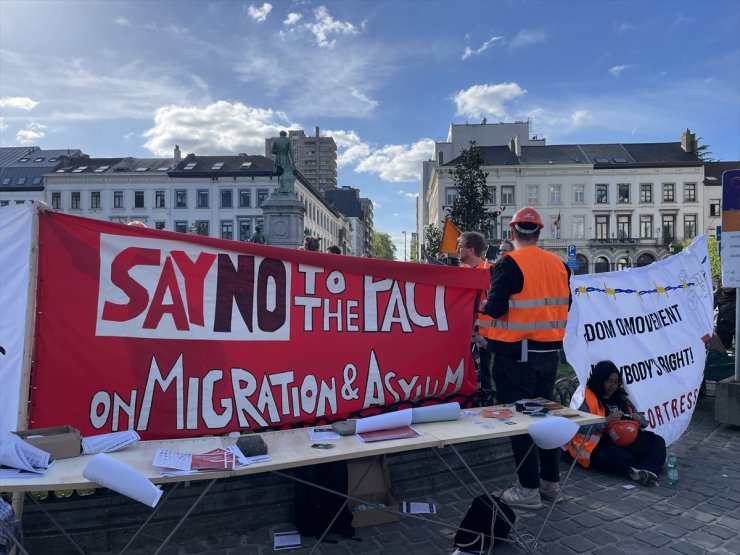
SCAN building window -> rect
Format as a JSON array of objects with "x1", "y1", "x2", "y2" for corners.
[
  {"x1": 18, "y1": 177, "x2": 27, "y2": 185},
  {"x1": 221, "y1": 189, "x2": 233, "y2": 208},
  {"x1": 617, "y1": 215, "x2": 630, "y2": 239},
  {"x1": 640, "y1": 215, "x2": 653, "y2": 239},
  {"x1": 32, "y1": 177, "x2": 42, "y2": 186},
  {"x1": 500, "y1": 216, "x2": 512, "y2": 239},
  {"x1": 51, "y1": 192, "x2": 61, "y2": 210},
  {"x1": 91, "y1": 191, "x2": 101, "y2": 209},
  {"x1": 684, "y1": 183, "x2": 696, "y2": 202},
  {"x1": 221, "y1": 220, "x2": 234, "y2": 239},
  {"x1": 549, "y1": 185, "x2": 561, "y2": 205},
  {"x1": 640, "y1": 183, "x2": 653, "y2": 203},
  {"x1": 239, "y1": 189, "x2": 251, "y2": 208},
  {"x1": 573, "y1": 185, "x2": 585, "y2": 204},
  {"x1": 175, "y1": 190, "x2": 187, "y2": 208},
  {"x1": 595, "y1": 215, "x2": 609, "y2": 239},
  {"x1": 257, "y1": 188, "x2": 268, "y2": 207},
  {"x1": 155, "y1": 221, "x2": 166, "y2": 230},
  {"x1": 595, "y1": 184, "x2": 608, "y2": 204},
  {"x1": 155, "y1": 190, "x2": 166, "y2": 208},
  {"x1": 134, "y1": 191, "x2": 145, "y2": 208},
  {"x1": 0, "y1": 201, "x2": 9, "y2": 207},
  {"x1": 113, "y1": 191, "x2": 123, "y2": 209},
  {"x1": 684, "y1": 214, "x2": 697, "y2": 239},
  {"x1": 618, "y1": 183, "x2": 630, "y2": 203},
  {"x1": 197, "y1": 190, "x2": 209, "y2": 208},
  {"x1": 572, "y1": 215, "x2": 585, "y2": 239},
  {"x1": 527, "y1": 185, "x2": 539, "y2": 205},
  {"x1": 710, "y1": 200, "x2": 720, "y2": 217},
  {"x1": 175, "y1": 221, "x2": 188, "y2": 233},
  {"x1": 662, "y1": 214, "x2": 676, "y2": 242},
  {"x1": 71, "y1": 192, "x2": 81, "y2": 209},
  {"x1": 501, "y1": 186, "x2": 514, "y2": 205},
  {"x1": 1, "y1": 177, "x2": 11, "y2": 186},
  {"x1": 445, "y1": 188, "x2": 458, "y2": 206},
  {"x1": 487, "y1": 186, "x2": 496, "y2": 206},
  {"x1": 238, "y1": 217, "x2": 252, "y2": 241},
  {"x1": 194, "y1": 220, "x2": 209, "y2": 236},
  {"x1": 662, "y1": 183, "x2": 675, "y2": 202}
]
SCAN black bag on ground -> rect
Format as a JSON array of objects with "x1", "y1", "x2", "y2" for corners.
[
  {"x1": 454, "y1": 494, "x2": 515, "y2": 552},
  {"x1": 292, "y1": 461, "x2": 355, "y2": 539}
]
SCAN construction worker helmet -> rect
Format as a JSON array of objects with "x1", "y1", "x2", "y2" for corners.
[
  {"x1": 606, "y1": 419, "x2": 639, "y2": 447},
  {"x1": 509, "y1": 206, "x2": 544, "y2": 233}
]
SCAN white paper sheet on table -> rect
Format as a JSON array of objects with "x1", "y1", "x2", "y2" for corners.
[
  {"x1": 153, "y1": 449, "x2": 193, "y2": 471},
  {"x1": 410, "y1": 402, "x2": 460, "y2": 423},
  {"x1": 309, "y1": 427, "x2": 340, "y2": 441},
  {"x1": 83, "y1": 453, "x2": 163, "y2": 507},
  {"x1": 354, "y1": 409, "x2": 412, "y2": 434},
  {"x1": 81, "y1": 430, "x2": 140, "y2": 455},
  {"x1": 0, "y1": 432, "x2": 50, "y2": 472}
]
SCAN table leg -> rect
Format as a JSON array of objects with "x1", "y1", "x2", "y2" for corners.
[
  {"x1": 25, "y1": 493, "x2": 86, "y2": 554},
  {"x1": 119, "y1": 481, "x2": 181, "y2": 554},
  {"x1": 151, "y1": 479, "x2": 217, "y2": 555}
]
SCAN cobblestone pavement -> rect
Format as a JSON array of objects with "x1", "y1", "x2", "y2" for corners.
[{"x1": 184, "y1": 396, "x2": 740, "y2": 555}]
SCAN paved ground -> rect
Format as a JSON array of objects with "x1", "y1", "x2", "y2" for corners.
[{"x1": 188, "y1": 395, "x2": 740, "y2": 555}]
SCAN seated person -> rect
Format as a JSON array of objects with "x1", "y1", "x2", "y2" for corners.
[{"x1": 567, "y1": 360, "x2": 666, "y2": 486}]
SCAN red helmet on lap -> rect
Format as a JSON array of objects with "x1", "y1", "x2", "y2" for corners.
[{"x1": 606, "y1": 419, "x2": 639, "y2": 446}]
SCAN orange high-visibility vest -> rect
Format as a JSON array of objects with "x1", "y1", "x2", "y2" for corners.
[
  {"x1": 469, "y1": 259, "x2": 496, "y2": 339},
  {"x1": 567, "y1": 388, "x2": 603, "y2": 468},
  {"x1": 481, "y1": 245, "x2": 569, "y2": 343}
]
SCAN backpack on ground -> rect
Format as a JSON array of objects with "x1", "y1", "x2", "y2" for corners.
[
  {"x1": 454, "y1": 493, "x2": 516, "y2": 553},
  {"x1": 292, "y1": 461, "x2": 355, "y2": 539}
]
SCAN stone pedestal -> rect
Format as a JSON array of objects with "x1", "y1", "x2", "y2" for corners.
[
  {"x1": 715, "y1": 377, "x2": 740, "y2": 426},
  {"x1": 261, "y1": 193, "x2": 305, "y2": 249}
]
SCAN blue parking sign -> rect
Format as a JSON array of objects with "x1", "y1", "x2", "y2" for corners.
[{"x1": 567, "y1": 244, "x2": 576, "y2": 258}]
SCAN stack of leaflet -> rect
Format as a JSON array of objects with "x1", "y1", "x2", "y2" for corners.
[
  {"x1": 0, "y1": 432, "x2": 52, "y2": 478},
  {"x1": 153, "y1": 445, "x2": 271, "y2": 477},
  {"x1": 81, "y1": 430, "x2": 141, "y2": 455}
]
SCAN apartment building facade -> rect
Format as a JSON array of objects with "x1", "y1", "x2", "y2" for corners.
[{"x1": 265, "y1": 127, "x2": 337, "y2": 191}]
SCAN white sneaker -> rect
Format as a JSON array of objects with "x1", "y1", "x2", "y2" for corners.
[
  {"x1": 501, "y1": 483, "x2": 542, "y2": 509},
  {"x1": 539, "y1": 479, "x2": 565, "y2": 502}
]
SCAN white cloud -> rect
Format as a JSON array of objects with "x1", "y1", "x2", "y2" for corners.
[
  {"x1": 0, "y1": 118, "x2": 7, "y2": 133},
  {"x1": 617, "y1": 22, "x2": 636, "y2": 32},
  {"x1": 247, "y1": 3, "x2": 273, "y2": 23},
  {"x1": 0, "y1": 96, "x2": 39, "y2": 110},
  {"x1": 509, "y1": 28, "x2": 547, "y2": 49},
  {"x1": 355, "y1": 139, "x2": 435, "y2": 182},
  {"x1": 462, "y1": 35, "x2": 504, "y2": 60},
  {"x1": 609, "y1": 64, "x2": 633, "y2": 77},
  {"x1": 305, "y1": 6, "x2": 361, "y2": 48},
  {"x1": 325, "y1": 129, "x2": 371, "y2": 167},
  {"x1": 526, "y1": 108, "x2": 591, "y2": 133},
  {"x1": 142, "y1": 101, "x2": 296, "y2": 156},
  {"x1": 16, "y1": 122, "x2": 46, "y2": 144},
  {"x1": 284, "y1": 12, "x2": 302, "y2": 25},
  {"x1": 454, "y1": 82, "x2": 526, "y2": 119}
]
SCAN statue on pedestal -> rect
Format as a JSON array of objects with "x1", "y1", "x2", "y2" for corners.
[
  {"x1": 249, "y1": 225, "x2": 266, "y2": 244},
  {"x1": 271, "y1": 130, "x2": 296, "y2": 194}
]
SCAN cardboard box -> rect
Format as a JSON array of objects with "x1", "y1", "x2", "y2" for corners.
[
  {"x1": 347, "y1": 455, "x2": 399, "y2": 527},
  {"x1": 14, "y1": 425, "x2": 82, "y2": 460}
]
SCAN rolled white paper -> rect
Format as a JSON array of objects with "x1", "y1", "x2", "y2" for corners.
[
  {"x1": 83, "y1": 453, "x2": 163, "y2": 508},
  {"x1": 527, "y1": 416, "x2": 579, "y2": 450},
  {"x1": 354, "y1": 409, "x2": 412, "y2": 434},
  {"x1": 411, "y1": 402, "x2": 461, "y2": 424}
]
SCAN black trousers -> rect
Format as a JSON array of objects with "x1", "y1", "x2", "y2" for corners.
[
  {"x1": 492, "y1": 350, "x2": 560, "y2": 489},
  {"x1": 591, "y1": 431, "x2": 666, "y2": 477}
]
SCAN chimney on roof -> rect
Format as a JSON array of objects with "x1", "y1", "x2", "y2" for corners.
[
  {"x1": 174, "y1": 145, "x2": 182, "y2": 164},
  {"x1": 509, "y1": 135, "x2": 521, "y2": 157},
  {"x1": 681, "y1": 129, "x2": 697, "y2": 154},
  {"x1": 315, "y1": 126, "x2": 320, "y2": 137}
]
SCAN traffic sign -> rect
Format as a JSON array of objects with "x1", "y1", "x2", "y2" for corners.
[
  {"x1": 567, "y1": 260, "x2": 579, "y2": 270},
  {"x1": 568, "y1": 244, "x2": 576, "y2": 258}
]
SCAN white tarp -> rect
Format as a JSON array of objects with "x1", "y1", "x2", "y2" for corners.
[
  {"x1": 0, "y1": 204, "x2": 34, "y2": 435},
  {"x1": 565, "y1": 235, "x2": 713, "y2": 446}
]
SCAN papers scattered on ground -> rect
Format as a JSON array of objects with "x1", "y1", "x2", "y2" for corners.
[
  {"x1": 83, "y1": 453, "x2": 162, "y2": 507},
  {"x1": 81, "y1": 430, "x2": 140, "y2": 455},
  {"x1": 622, "y1": 484, "x2": 636, "y2": 490},
  {"x1": 0, "y1": 432, "x2": 51, "y2": 477},
  {"x1": 401, "y1": 501, "x2": 437, "y2": 514},
  {"x1": 309, "y1": 427, "x2": 340, "y2": 441},
  {"x1": 274, "y1": 531, "x2": 301, "y2": 551},
  {"x1": 153, "y1": 445, "x2": 271, "y2": 476}
]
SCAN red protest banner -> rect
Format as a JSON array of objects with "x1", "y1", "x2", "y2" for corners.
[{"x1": 29, "y1": 212, "x2": 488, "y2": 439}]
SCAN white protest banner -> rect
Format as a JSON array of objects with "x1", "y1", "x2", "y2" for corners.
[
  {"x1": 564, "y1": 235, "x2": 713, "y2": 446},
  {"x1": 0, "y1": 203, "x2": 34, "y2": 435}
]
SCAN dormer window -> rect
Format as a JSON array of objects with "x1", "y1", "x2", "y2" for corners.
[
  {"x1": 211, "y1": 162, "x2": 224, "y2": 170},
  {"x1": 72, "y1": 166, "x2": 88, "y2": 173},
  {"x1": 184, "y1": 162, "x2": 197, "y2": 170},
  {"x1": 135, "y1": 167, "x2": 149, "y2": 172},
  {"x1": 157, "y1": 166, "x2": 169, "y2": 172},
  {"x1": 48, "y1": 158, "x2": 58, "y2": 162},
  {"x1": 94, "y1": 166, "x2": 110, "y2": 173},
  {"x1": 19, "y1": 157, "x2": 30, "y2": 163},
  {"x1": 240, "y1": 162, "x2": 252, "y2": 169},
  {"x1": 33, "y1": 157, "x2": 45, "y2": 162}
]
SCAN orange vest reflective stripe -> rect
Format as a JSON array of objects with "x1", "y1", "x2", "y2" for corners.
[
  {"x1": 567, "y1": 388, "x2": 603, "y2": 468},
  {"x1": 472, "y1": 259, "x2": 496, "y2": 339},
  {"x1": 481, "y1": 246, "x2": 569, "y2": 343}
]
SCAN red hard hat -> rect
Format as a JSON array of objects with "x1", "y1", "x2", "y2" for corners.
[
  {"x1": 509, "y1": 206, "x2": 544, "y2": 231},
  {"x1": 606, "y1": 419, "x2": 639, "y2": 447}
]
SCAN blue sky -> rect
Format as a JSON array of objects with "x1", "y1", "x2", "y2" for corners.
[{"x1": 1, "y1": 0, "x2": 739, "y2": 256}]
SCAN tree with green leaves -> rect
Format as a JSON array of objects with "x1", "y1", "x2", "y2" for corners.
[
  {"x1": 446, "y1": 140, "x2": 492, "y2": 232},
  {"x1": 674, "y1": 236, "x2": 721, "y2": 282},
  {"x1": 423, "y1": 223, "x2": 442, "y2": 261},
  {"x1": 696, "y1": 137, "x2": 716, "y2": 162},
  {"x1": 410, "y1": 232, "x2": 418, "y2": 262},
  {"x1": 188, "y1": 221, "x2": 209, "y2": 236},
  {"x1": 372, "y1": 231, "x2": 397, "y2": 260}
]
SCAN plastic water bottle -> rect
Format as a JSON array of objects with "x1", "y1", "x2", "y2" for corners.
[{"x1": 667, "y1": 453, "x2": 679, "y2": 486}]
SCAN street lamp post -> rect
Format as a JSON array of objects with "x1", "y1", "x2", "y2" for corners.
[{"x1": 402, "y1": 231, "x2": 407, "y2": 261}]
